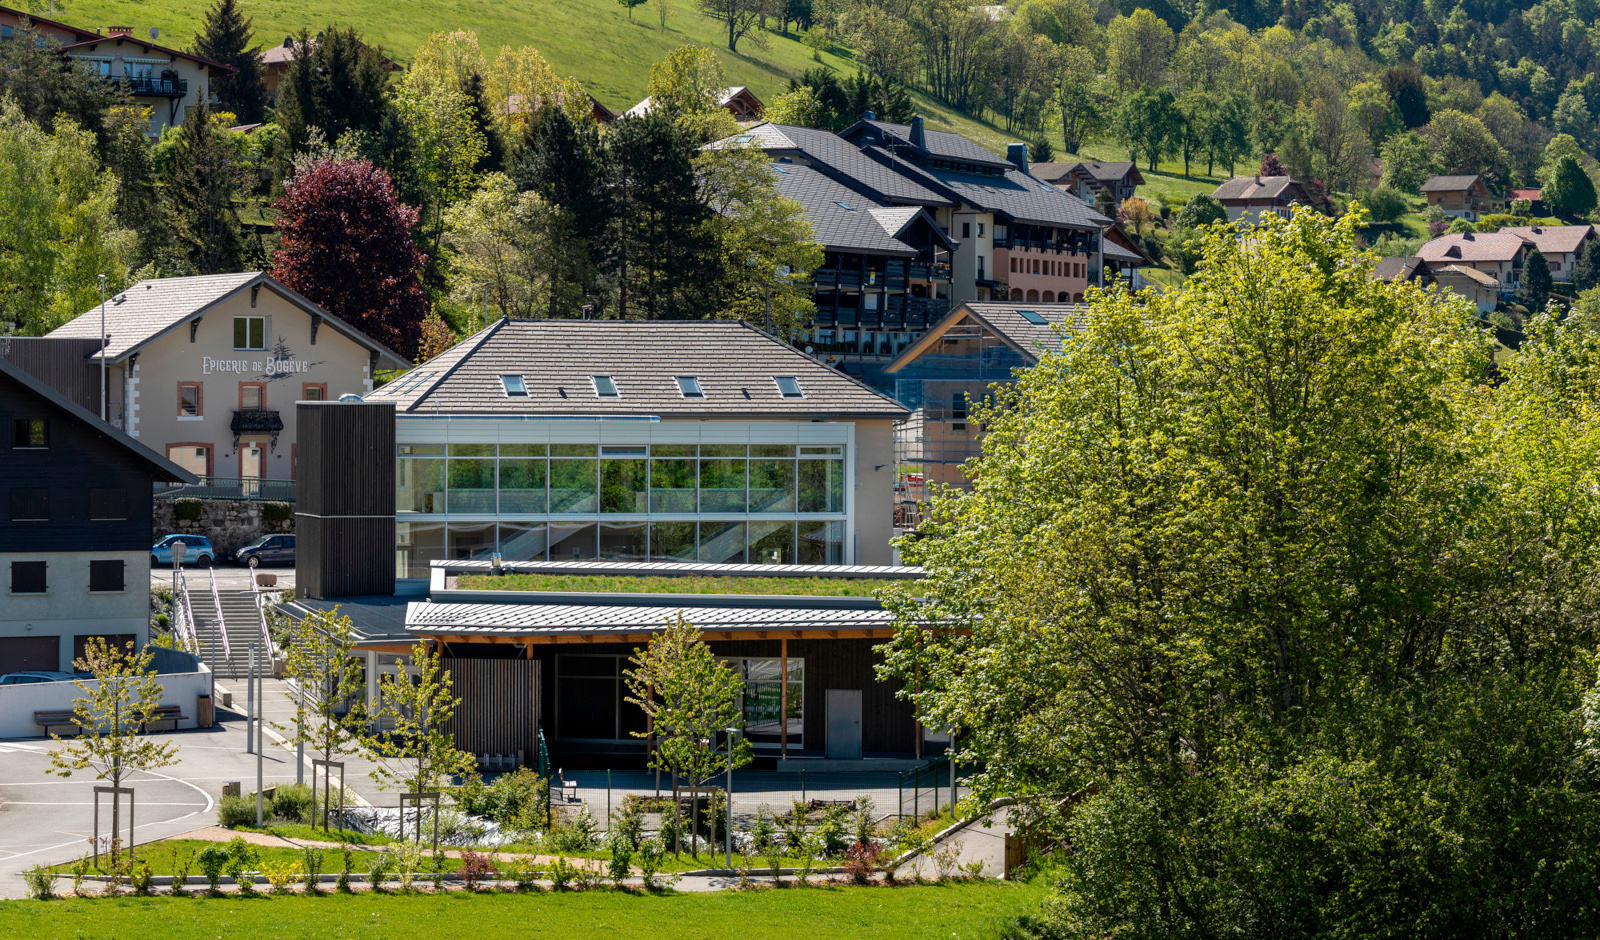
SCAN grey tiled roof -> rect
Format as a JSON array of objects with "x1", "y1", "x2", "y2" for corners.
[
  {"x1": 1102, "y1": 239, "x2": 1143, "y2": 263},
  {"x1": 1212, "y1": 176, "x2": 1305, "y2": 201},
  {"x1": 873, "y1": 149, "x2": 1110, "y2": 229},
  {"x1": 46, "y1": 272, "x2": 411, "y2": 368},
  {"x1": 406, "y1": 600, "x2": 896, "y2": 635},
  {"x1": 1420, "y1": 175, "x2": 1484, "y2": 193},
  {"x1": 731, "y1": 123, "x2": 950, "y2": 206},
  {"x1": 961, "y1": 302, "x2": 1088, "y2": 357},
  {"x1": 1371, "y1": 256, "x2": 1431, "y2": 282},
  {"x1": 47, "y1": 272, "x2": 259, "y2": 361},
  {"x1": 771, "y1": 162, "x2": 920, "y2": 255},
  {"x1": 860, "y1": 118, "x2": 1012, "y2": 169},
  {"x1": 367, "y1": 319, "x2": 909, "y2": 418}
]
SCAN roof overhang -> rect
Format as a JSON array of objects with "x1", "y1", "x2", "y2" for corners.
[{"x1": 883, "y1": 302, "x2": 1043, "y2": 374}]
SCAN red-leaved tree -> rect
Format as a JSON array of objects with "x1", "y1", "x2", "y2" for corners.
[
  {"x1": 271, "y1": 158, "x2": 428, "y2": 357},
  {"x1": 1258, "y1": 153, "x2": 1286, "y2": 177}
]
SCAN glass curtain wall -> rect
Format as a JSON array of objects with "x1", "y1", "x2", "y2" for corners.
[{"x1": 396, "y1": 443, "x2": 847, "y2": 577}]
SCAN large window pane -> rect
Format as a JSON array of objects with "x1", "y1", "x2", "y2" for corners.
[
  {"x1": 599, "y1": 522, "x2": 648, "y2": 561},
  {"x1": 798, "y1": 459, "x2": 845, "y2": 513},
  {"x1": 600, "y1": 459, "x2": 648, "y2": 513},
  {"x1": 498, "y1": 456, "x2": 547, "y2": 514},
  {"x1": 396, "y1": 522, "x2": 445, "y2": 578},
  {"x1": 798, "y1": 520, "x2": 844, "y2": 564},
  {"x1": 549, "y1": 522, "x2": 597, "y2": 561},
  {"x1": 556, "y1": 656, "x2": 619, "y2": 740},
  {"x1": 699, "y1": 521, "x2": 746, "y2": 563},
  {"x1": 749, "y1": 457, "x2": 795, "y2": 512},
  {"x1": 650, "y1": 458, "x2": 696, "y2": 512},
  {"x1": 448, "y1": 521, "x2": 497, "y2": 560},
  {"x1": 730, "y1": 658, "x2": 803, "y2": 745},
  {"x1": 650, "y1": 522, "x2": 696, "y2": 561},
  {"x1": 447, "y1": 458, "x2": 496, "y2": 513},
  {"x1": 749, "y1": 521, "x2": 796, "y2": 564},
  {"x1": 497, "y1": 521, "x2": 548, "y2": 561},
  {"x1": 699, "y1": 447, "x2": 746, "y2": 513},
  {"x1": 397, "y1": 458, "x2": 444, "y2": 514},
  {"x1": 549, "y1": 459, "x2": 597, "y2": 513}
]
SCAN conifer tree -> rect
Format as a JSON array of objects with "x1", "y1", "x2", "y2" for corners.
[
  {"x1": 275, "y1": 27, "x2": 394, "y2": 151},
  {"x1": 511, "y1": 108, "x2": 608, "y2": 315},
  {"x1": 160, "y1": 100, "x2": 248, "y2": 275},
  {"x1": 194, "y1": 0, "x2": 268, "y2": 124}
]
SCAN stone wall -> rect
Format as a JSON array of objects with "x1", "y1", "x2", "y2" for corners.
[{"x1": 152, "y1": 499, "x2": 294, "y2": 557}]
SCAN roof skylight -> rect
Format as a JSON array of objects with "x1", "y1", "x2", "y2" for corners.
[
  {"x1": 592, "y1": 375, "x2": 619, "y2": 398},
  {"x1": 501, "y1": 374, "x2": 527, "y2": 397},
  {"x1": 676, "y1": 376, "x2": 705, "y2": 398},
  {"x1": 835, "y1": 201, "x2": 856, "y2": 211},
  {"x1": 774, "y1": 375, "x2": 804, "y2": 398},
  {"x1": 1018, "y1": 310, "x2": 1048, "y2": 325}
]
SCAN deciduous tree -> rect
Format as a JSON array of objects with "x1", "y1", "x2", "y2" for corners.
[
  {"x1": 1105, "y1": 9, "x2": 1173, "y2": 91},
  {"x1": 271, "y1": 157, "x2": 427, "y2": 356},
  {"x1": 1380, "y1": 130, "x2": 1433, "y2": 192},
  {"x1": 1054, "y1": 45, "x2": 1106, "y2": 155},
  {"x1": 1423, "y1": 109, "x2": 1508, "y2": 178},
  {"x1": 281, "y1": 608, "x2": 368, "y2": 830},
  {"x1": 372, "y1": 642, "x2": 476, "y2": 845}
]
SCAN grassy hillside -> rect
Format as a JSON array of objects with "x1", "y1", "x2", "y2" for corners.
[{"x1": 64, "y1": 0, "x2": 1021, "y2": 151}]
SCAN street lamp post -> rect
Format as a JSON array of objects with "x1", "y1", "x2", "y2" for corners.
[{"x1": 724, "y1": 727, "x2": 738, "y2": 869}]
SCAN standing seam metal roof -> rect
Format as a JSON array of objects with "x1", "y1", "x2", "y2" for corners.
[
  {"x1": 732, "y1": 122, "x2": 951, "y2": 206},
  {"x1": 406, "y1": 600, "x2": 896, "y2": 634}
]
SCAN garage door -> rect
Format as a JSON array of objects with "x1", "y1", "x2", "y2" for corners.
[{"x1": 0, "y1": 635, "x2": 60, "y2": 674}]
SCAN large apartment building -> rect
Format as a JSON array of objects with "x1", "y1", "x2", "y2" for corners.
[{"x1": 716, "y1": 115, "x2": 1122, "y2": 394}]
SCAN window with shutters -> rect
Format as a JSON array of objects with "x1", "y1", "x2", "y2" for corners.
[{"x1": 89, "y1": 559, "x2": 124, "y2": 593}]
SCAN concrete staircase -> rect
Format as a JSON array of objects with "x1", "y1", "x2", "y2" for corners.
[{"x1": 190, "y1": 590, "x2": 271, "y2": 680}]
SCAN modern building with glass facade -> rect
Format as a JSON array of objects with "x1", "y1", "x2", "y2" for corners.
[{"x1": 365, "y1": 319, "x2": 909, "y2": 582}]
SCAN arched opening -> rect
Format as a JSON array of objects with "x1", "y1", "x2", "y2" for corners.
[
  {"x1": 1042, "y1": 290, "x2": 1056, "y2": 302},
  {"x1": 1009, "y1": 288, "x2": 1023, "y2": 301},
  {"x1": 1025, "y1": 289, "x2": 1039, "y2": 302},
  {"x1": 1072, "y1": 293, "x2": 1084, "y2": 302}
]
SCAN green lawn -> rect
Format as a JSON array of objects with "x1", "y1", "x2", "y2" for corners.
[
  {"x1": 64, "y1": 0, "x2": 1019, "y2": 153},
  {"x1": 456, "y1": 573, "x2": 895, "y2": 597},
  {"x1": 0, "y1": 881, "x2": 1043, "y2": 940}
]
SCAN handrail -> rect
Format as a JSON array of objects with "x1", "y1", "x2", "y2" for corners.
[{"x1": 154, "y1": 476, "x2": 296, "y2": 503}]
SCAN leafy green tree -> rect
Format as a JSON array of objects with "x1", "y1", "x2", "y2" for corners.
[
  {"x1": 194, "y1": 0, "x2": 268, "y2": 124},
  {"x1": 602, "y1": 110, "x2": 718, "y2": 320},
  {"x1": 1423, "y1": 109, "x2": 1508, "y2": 178},
  {"x1": 645, "y1": 44, "x2": 742, "y2": 143},
  {"x1": 372, "y1": 642, "x2": 476, "y2": 797},
  {"x1": 49, "y1": 639, "x2": 180, "y2": 869},
  {"x1": 1380, "y1": 131, "x2": 1433, "y2": 192},
  {"x1": 696, "y1": 144, "x2": 824, "y2": 336},
  {"x1": 1362, "y1": 184, "x2": 1408, "y2": 223},
  {"x1": 848, "y1": 8, "x2": 917, "y2": 85},
  {"x1": 1115, "y1": 84, "x2": 1178, "y2": 171},
  {"x1": 510, "y1": 107, "x2": 608, "y2": 315},
  {"x1": 281, "y1": 608, "x2": 368, "y2": 831},
  {"x1": 1054, "y1": 44, "x2": 1106, "y2": 155},
  {"x1": 1202, "y1": 91, "x2": 1250, "y2": 176},
  {"x1": 0, "y1": 20, "x2": 119, "y2": 141},
  {"x1": 802, "y1": 25, "x2": 830, "y2": 60},
  {"x1": 624, "y1": 616, "x2": 754, "y2": 857},
  {"x1": 1540, "y1": 134, "x2": 1585, "y2": 186},
  {"x1": 160, "y1": 101, "x2": 249, "y2": 275},
  {"x1": 274, "y1": 27, "x2": 395, "y2": 151},
  {"x1": 1552, "y1": 86, "x2": 1595, "y2": 142},
  {"x1": 765, "y1": 86, "x2": 830, "y2": 129},
  {"x1": 1544, "y1": 155, "x2": 1598, "y2": 219},
  {"x1": 443, "y1": 173, "x2": 559, "y2": 319},
  {"x1": 1105, "y1": 9, "x2": 1173, "y2": 91},
  {"x1": 882, "y1": 206, "x2": 1600, "y2": 937},
  {"x1": 1173, "y1": 192, "x2": 1226, "y2": 229}
]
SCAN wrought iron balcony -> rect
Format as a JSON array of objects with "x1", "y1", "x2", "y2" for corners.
[{"x1": 106, "y1": 75, "x2": 188, "y2": 98}]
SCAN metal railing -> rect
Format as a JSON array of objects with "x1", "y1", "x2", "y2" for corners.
[
  {"x1": 154, "y1": 476, "x2": 296, "y2": 502},
  {"x1": 105, "y1": 75, "x2": 189, "y2": 97},
  {"x1": 897, "y1": 755, "x2": 968, "y2": 820}
]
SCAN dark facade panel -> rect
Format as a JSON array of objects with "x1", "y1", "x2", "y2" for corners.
[
  {"x1": 441, "y1": 657, "x2": 542, "y2": 758},
  {"x1": 0, "y1": 337, "x2": 103, "y2": 414},
  {"x1": 296, "y1": 401, "x2": 396, "y2": 598},
  {"x1": 297, "y1": 517, "x2": 395, "y2": 599}
]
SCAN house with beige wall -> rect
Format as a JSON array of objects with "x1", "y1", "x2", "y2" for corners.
[
  {"x1": 1417, "y1": 231, "x2": 1527, "y2": 296},
  {"x1": 46, "y1": 273, "x2": 408, "y2": 489},
  {"x1": 1498, "y1": 225, "x2": 1594, "y2": 282},
  {"x1": 364, "y1": 318, "x2": 909, "y2": 578}
]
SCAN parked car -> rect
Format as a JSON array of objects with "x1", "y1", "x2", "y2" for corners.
[
  {"x1": 0, "y1": 671, "x2": 76, "y2": 685},
  {"x1": 234, "y1": 534, "x2": 295, "y2": 568},
  {"x1": 151, "y1": 534, "x2": 214, "y2": 567}
]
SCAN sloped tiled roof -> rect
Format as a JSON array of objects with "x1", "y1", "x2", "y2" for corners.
[
  {"x1": 1031, "y1": 160, "x2": 1140, "y2": 184},
  {"x1": 858, "y1": 118, "x2": 1013, "y2": 170},
  {"x1": 625, "y1": 86, "x2": 763, "y2": 119},
  {"x1": 727, "y1": 123, "x2": 949, "y2": 206},
  {"x1": 885, "y1": 302, "x2": 1088, "y2": 374},
  {"x1": 1418, "y1": 232, "x2": 1529, "y2": 264},
  {"x1": 367, "y1": 319, "x2": 909, "y2": 419},
  {"x1": 871, "y1": 147, "x2": 1109, "y2": 229},
  {"x1": 1371, "y1": 256, "x2": 1431, "y2": 282},
  {"x1": 1420, "y1": 175, "x2": 1485, "y2": 193},
  {"x1": 1212, "y1": 176, "x2": 1305, "y2": 201},
  {"x1": 1497, "y1": 224, "x2": 1594, "y2": 256},
  {"x1": 770, "y1": 162, "x2": 920, "y2": 255},
  {"x1": 1436, "y1": 264, "x2": 1499, "y2": 287},
  {"x1": 46, "y1": 272, "x2": 410, "y2": 368}
]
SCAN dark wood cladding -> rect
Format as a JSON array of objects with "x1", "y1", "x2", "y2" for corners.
[
  {"x1": 0, "y1": 337, "x2": 103, "y2": 414},
  {"x1": 529, "y1": 636, "x2": 917, "y2": 759},
  {"x1": 296, "y1": 401, "x2": 395, "y2": 598},
  {"x1": 441, "y1": 657, "x2": 541, "y2": 758}
]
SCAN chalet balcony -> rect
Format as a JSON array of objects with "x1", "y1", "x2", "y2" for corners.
[{"x1": 106, "y1": 75, "x2": 188, "y2": 98}]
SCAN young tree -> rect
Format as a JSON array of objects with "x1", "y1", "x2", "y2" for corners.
[
  {"x1": 698, "y1": 0, "x2": 774, "y2": 52},
  {"x1": 697, "y1": 144, "x2": 824, "y2": 335},
  {"x1": 603, "y1": 110, "x2": 718, "y2": 320},
  {"x1": 271, "y1": 157, "x2": 427, "y2": 356},
  {"x1": 0, "y1": 100, "x2": 132, "y2": 334},
  {"x1": 1173, "y1": 192, "x2": 1226, "y2": 229},
  {"x1": 623, "y1": 616, "x2": 754, "y2": 857},
  {"x1": 372, "y1": 643, "x2": 476, "y2": 844},
  {"x1": 645, "y1": 45, "x2": 742, "y2": 143},
  {"x1": 765, "y1": 86, "x2": 831, "y2": 129},
  {"x1": 48, "y1": 639, "x2": 180, "y2": 867},
  {"x1": 274, "y1": 27, "x2": 395, "y2": 151},
  {"x1": 160, "y1": 100, "x2": 249, "y2": 276},
  {"x1": 619, "y1": 0, "x2": 648, "y2": 20},
  {"x1": 1543, "y1": 155, "x2": 1598, "y2": 219},
  {"x1": 485, "y1": 45, "x2": 592, "y2": 142},
  {"x1": 194, "y1": 0, "x2": 268, "y2": 124},
  {"x1": 281, "y1": 607, "x2": 367, "y2": 830}
]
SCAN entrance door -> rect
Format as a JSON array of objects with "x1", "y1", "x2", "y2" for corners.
[
  {"x1": 241, "y1": 443, "x2": 263, "y2": 497},
  {"x1": 825, "y1": 689, "x2": 862, "y2": 760},
  {"x1": 0, "y1": 635, "x2": 60, "y2": 674}
]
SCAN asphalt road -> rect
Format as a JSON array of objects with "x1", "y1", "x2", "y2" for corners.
[{"x1": 150, "y1": 565, "x2": 295, "y2": 592}]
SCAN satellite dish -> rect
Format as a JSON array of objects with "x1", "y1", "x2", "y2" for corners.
[{"x1": 149, "y1": 26, "x2": 159, "y2": 39}]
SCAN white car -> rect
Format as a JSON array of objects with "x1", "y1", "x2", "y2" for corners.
[{"x1": 0, "y1": 671, "x2": 76, "y2": 685}]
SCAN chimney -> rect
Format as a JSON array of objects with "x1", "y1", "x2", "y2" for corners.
[
  {"x1": 1463, "y1": 232, "x2": 1474, "y2": 241},
  {"x1": 910, "y1": 115, "x2": 926, "y2": 150},
  {"x1": 1007, "y1": 142, "x2": 1029, "y2": 174},
  {"x1": 862, "y1": 110, "x2": 875, "y2": 122}
]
